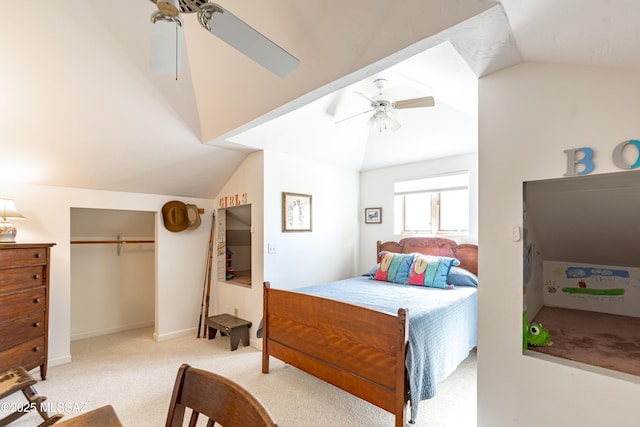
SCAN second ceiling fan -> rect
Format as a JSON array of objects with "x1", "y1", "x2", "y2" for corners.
[{"x1": 338, "y1": 78, "x2": 435, "y2": 132}]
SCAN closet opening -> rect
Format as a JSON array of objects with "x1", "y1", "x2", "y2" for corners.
[{"x1": 70, "y1": 208, "x2": 156, "y2": 342}]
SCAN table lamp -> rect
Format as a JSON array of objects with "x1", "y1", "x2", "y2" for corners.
[{"x1": 0, "y1": 199, "x2": 25, "y2": 243}]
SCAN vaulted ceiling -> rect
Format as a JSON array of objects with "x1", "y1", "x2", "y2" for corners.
[{"x1": 3, "y1": 1, "x2": 640, "y2": 198}]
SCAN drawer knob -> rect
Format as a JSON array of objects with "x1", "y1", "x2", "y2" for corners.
[
  {"x1": 35, "y1": 253, "x2": 42, "y2": 258},
  {"x1": 33, "y1": 346, "x2": 40, "y2": 352},
  {"x1": 33, "y1": 274, "x2": 40, "y2": 280},
  {"x1": 33, "y1": 298, "x2": 41, "y2": 304},
  {"x1": 33, "y1": 322, "x2": 41, "y2": 328}
]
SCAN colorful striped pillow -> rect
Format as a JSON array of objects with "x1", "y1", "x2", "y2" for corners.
[
  {"x1": 373, "y1": 252, "x2": 414, "y2": 284},
  {"x1": 407, "y1": 254, "x2": 460, "y2": 289}
]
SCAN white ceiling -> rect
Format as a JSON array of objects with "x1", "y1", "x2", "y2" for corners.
[
  {"x1": 2, "y1": 1, "x2": 640, "y2": 198},
  {"x1": 228, "y1": 40, "x2": 481, "y2": 172}
]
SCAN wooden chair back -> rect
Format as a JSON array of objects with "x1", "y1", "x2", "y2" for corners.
[{"x1": 166, "y1": 364, "x2": 278, "y2": 427}]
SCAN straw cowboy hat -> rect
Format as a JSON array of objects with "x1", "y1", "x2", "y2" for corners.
[
  {"x1": 186, "y1": 204, "x2": 201, "y2": 230},
  {"x1": 162, "y1": 201, "x2": 188, "y2": 232},
  {"x1": 162, "y1": 201, "x2": 202, "y2": 232}
]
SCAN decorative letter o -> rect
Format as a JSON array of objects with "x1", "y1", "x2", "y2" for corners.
[{"x1": 612, "y1": 140, "x2": 640, "y2": 169}]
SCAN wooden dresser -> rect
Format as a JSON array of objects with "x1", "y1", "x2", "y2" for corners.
[{"x1": 0, "y1": 243, "x2": 55, "y2": 380}]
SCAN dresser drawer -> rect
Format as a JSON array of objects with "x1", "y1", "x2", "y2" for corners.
[
  {"x1": 0, "y1": 288, "x2": 46, "y2": 320},
  {"x1": 0, "y1": 311, "x2": 45, "y2": 351},
  {"x1": 0, "y1": 247, "x2": 48, "y2": 269},
  {"x1": 0, "y1": 243, "x2": 53, "y2": 380},
  {"x1": 0, "y1": 266, "x2": 45, "y2": 293},
  {"x1": 0, "y1": 336, "x2": 46, "y2": 374}
]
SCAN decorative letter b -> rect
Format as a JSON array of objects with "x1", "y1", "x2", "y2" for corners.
[{"x1": 564, "y1": 147, "x2": 595, "y2": 176}]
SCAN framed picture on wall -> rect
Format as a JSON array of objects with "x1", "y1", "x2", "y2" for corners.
[
  {"x1": 282, "y1": 192, "x2": 312, "y2": 232},
  {"x1": 365, "y1": 207, "x2": 382, "y2": 224}
]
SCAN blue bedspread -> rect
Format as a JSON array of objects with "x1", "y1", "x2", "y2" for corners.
[{"x1": 295, "y1": 276, "x2": 478, "y2": 420}]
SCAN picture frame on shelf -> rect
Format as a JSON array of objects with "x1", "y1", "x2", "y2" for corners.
[
  {"x1": 365, "y1": 207, "x2": 382, "y2": 224},
  {"x1": 282, "y1": 192, "x2": 312, "y2": 232}
]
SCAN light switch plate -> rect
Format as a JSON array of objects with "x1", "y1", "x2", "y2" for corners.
[{"x1": 511, "y1": 226, "x2": 521, "y2": 242}]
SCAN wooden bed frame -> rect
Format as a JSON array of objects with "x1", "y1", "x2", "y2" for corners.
[{"x1": 262, "y1": 237, "x2": 478, "y2": 427}]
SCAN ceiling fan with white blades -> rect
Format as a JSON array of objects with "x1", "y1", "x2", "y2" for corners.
[
  {"x1": 337, "y1": 78, "x2": 435, "y2": 132},
  {"x1": 149, "y1": 0, "x2": 299, "y2": 78}
]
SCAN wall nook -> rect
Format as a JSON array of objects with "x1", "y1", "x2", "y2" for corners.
[
  {"x1": 523, "y1": 170, "x2": 640, "y2": 377},
  {"x1": 217, "y1": 205, "x2": 252, "y2": 287}
]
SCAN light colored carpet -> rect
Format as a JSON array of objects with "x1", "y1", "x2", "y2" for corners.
[{"x1": 2, "y1": 328, "x2": 476, "y2": 426}]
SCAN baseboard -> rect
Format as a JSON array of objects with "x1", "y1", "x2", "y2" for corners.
[
  {"x1": 154, "y1": 327, "x2": 196, "y2": 342},
  {"x1": 71, "y1": 321, "x2": 154, "y2": 341},
  {"x1": 48, "y1": 354, "x2": 73, "y2": 367}
]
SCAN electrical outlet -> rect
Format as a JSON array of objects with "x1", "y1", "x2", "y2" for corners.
[{"x1": 267, "y1": 243, "x2": 276, "y2": 254}]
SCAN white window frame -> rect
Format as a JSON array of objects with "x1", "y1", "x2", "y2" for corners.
[{"x1": 394, "y1": 171, "x2": 469, "y2": 236}]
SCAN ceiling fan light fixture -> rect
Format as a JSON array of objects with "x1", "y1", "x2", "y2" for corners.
[
  {"x1": 371, "y1": 112, "x2": 388, "y2": 133},
  {"x1": 335, "y1": 78, "x2": 429, "y2": 131}
]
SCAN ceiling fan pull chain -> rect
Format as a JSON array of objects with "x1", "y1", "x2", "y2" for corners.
[{"x1": 175, "y1": 23, "x2": 179, "y2": 80}]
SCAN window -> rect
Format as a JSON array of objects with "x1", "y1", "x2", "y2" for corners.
[{"x1": 394, "y1": 172, "x2": 469, "y2": 235}]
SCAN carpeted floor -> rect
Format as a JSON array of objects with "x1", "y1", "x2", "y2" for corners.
[
  {"x1": 530, "y1": 306, "x2": 640, "y2": 377},
  {"x1": 1, "y1": 327, "x2": 476, "y2": 426}
]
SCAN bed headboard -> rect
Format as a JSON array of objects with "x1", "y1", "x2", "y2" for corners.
[{"x1": 377, "y1": 237, "x2": 478, "y2": 275}]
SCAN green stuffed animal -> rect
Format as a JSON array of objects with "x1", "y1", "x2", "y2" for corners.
[{"x1": 526, "y1": 322, "x2": 553, "y2": 347}]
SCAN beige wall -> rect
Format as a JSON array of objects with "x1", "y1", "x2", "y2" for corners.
[
  {"x1": 213, "y1": 151, "x2": 265, "y2": 347},
  {"x1": 0, "y1": 181, "x2": 214, "y2": 366},
  {"x1": 70, "y1": 242, "x2": 155, "y2": 340},
  {"x1": 478, "y1": 62, "x2": 640, "y2": 426}
]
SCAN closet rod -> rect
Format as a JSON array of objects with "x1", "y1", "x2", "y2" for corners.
[{"x1": 70, "y1": 240, "x2": 155, "y2": 244}]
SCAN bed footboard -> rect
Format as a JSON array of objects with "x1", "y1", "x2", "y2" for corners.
[{"x1": 262, "y1": 282, "x2": 409, "y2": 427}]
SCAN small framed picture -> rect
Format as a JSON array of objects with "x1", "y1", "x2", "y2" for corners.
[
  {"x1": 365, "y1": 207, "x2": 382, "y2": 224},
  {"x1": 282, "y1": 192, "x2": 312, "y2": 232}
]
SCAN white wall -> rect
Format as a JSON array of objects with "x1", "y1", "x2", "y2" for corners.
[
  {"x1": 214, "y1": 150, "x2": 359, "y2": 348},
  {"x1": 542, "y1": 261, "x2": 640, "y2": 317},
  {"x1": 212, "y1": 152, "x2": 264, "y2": 348},
  {"x1": 262, "y1": 150, "x2": 360, "y2": 291},
  {"x1": 70, "y1": 242, "x2": 155, "y2": 340},
  {"x1": 0, "y1": 181, "x2": 213, "y2": 366},
  {"x1": 522, "y1": 214, "x2": 544, "y2": 322},
  {"x1": 478, "y1": 62, "x2": 640, "y2": 427},
  {"x1": 358, "y1": 153, "x2": 478, "y2": 273}
]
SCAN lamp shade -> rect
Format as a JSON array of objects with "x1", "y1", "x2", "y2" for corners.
[{"x1": 0, "y1": 199, "x2": 25, "y2": 220}]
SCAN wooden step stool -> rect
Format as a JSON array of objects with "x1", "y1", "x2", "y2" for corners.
[
  {"x1": 206, "y1": 314, "x2": 252, "y2": 351},
  {"x1": 0, "y1": 367, "x2": 63, "y2": 427}
]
